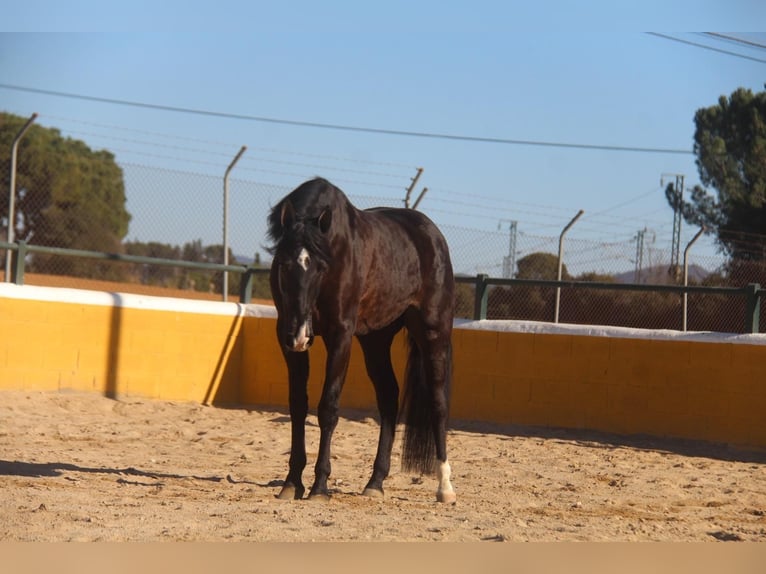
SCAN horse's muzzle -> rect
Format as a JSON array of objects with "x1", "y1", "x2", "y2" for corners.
[{"x1": 286, "y1": 317, "x2": 314, "y2": 352}]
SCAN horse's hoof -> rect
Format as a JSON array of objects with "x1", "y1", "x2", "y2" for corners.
[
  {"x1": 308, "y1": 491, "x2": 331, "y2": 502},
  {"x1": 276, "y1": 484, "x2": 304, "y2": 500},
  {"x1": 436, "y1": 490, "x2": 457, "y2": 504},
  {"x1": 362, "y1": 487, "x2": 384, "y2": 499}
]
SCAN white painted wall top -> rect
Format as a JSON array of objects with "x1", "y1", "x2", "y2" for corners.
[{"x1": 1, "y1": 283, "x2": 763, "y2": 345}]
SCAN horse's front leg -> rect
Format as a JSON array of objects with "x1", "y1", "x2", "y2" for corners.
[
  {"x1": 277, "y1": 349, "x2": 310, "y2": 500},
  {"x1": 358, "y1": 329, "x2": 399, "y2": 498},
  {"x1": 309, "y1": 331, "x2": 353, "y2": 500}
]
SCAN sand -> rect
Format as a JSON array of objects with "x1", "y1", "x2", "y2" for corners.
[{"x1": 1, "y1": 389, "x2": 765, "y2": 542}]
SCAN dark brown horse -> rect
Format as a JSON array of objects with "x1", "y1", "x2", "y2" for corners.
[{"x1": 267, "y1": 177, "x2": 456, "y2": 502}]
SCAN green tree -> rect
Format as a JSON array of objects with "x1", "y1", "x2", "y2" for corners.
[
  {"x1": 248, "y1": 251, "x2": 272, "y2": 301},
  {"x1": 516, "y1": 252, "x2": 569, "y2": 280},
  {"x1": 575, "y1": 271, "x2": 614, "y2": 282},
  {"x1": 453, "y1": 281, "x2": 474, "y2": 318},
  {"x1": 482, "y1": 252, "x2": 569, "y2": 321},
  {"x1": 1, "y1": 112, "x2": 131, "y2": 278},
  {"x1": 176, "y1": 239, "x2": 237, "y2": 294},
  {"x1": 124, "y1": 240, "x2": 181, "y2": 286},
  {"x1": 677, "y1": 87, "x2": 766, "y2": 262}
]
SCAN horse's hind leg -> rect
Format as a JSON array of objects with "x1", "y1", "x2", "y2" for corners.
[
  {"x1": 407, "y1": 307, "x2": 456, "y2": 504},
  {"x1": 402, "y1": 307, "x2": 456, "y2": 503},
  {"x1": 426, "y1": 336, "x2": 456, "y2": 504},
  {"x1": 358, "y1": 327, "x2": 400, "y2": 497}
]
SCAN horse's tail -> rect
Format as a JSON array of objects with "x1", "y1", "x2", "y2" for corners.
[{"x1": 400, "y1": 333, "x2": 452, "y2": 475}]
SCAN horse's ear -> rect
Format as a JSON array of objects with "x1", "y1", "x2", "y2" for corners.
[
  {"x1": 280, "y1": 200, "x2": 295, "y2": 230},
  {"x1": 318, "y1": 209, "x2": 331, "y2": 234}
]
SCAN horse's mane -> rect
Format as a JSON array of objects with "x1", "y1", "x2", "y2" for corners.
[{"x1": 266, "y1": 178, "x2": 342, "y2": 264}]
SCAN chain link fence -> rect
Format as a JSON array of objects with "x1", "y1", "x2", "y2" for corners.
[
  {"x1": 453, "y1": 278, "x2": 763, "y2": 333},
  {"x1": 2, "y1": 158, "x2": 764, "y2": 332}
]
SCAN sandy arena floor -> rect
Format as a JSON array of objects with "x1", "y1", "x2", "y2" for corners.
[{"x1": 1, "y1": 389, "x2": 765, "y2": 542}]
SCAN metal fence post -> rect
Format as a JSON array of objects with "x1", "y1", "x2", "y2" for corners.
[
  {"x1": 745, "y1": 283, "x2": 761, "y2": 334},
  {"x1": 682, "y1": 226, "x2": 705, "y2": 331},
  {"x1": 554, "y1": 210, "x2": 584, "y2": 323},
  {"x1": 404, "y1": 167, "x2": 423, "y2": 208},
  {"x1": 239, "y1": 266, "x2": 255, "y2": 304},
  {"x1": 473, "y1": 274, "x2": 489, "y2": 320},
  {"x1": 11, "y1": 240, "x2": 27, "y2": 285},
  {"x1": 5, "y1": 113, "x2": 37, "y2": 282},
  {"x1": 222, "y1": 145, "x2": 247, "y2": 302}
]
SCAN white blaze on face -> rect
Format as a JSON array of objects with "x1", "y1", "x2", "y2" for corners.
[
  {"x1": 288, "y1": 248, "x2": 313, "y2": 352},
  {"x1": 294, "y1": 320, "x2": 311, "y2": 351},
  {"x1": 297, "y1": 248, "x2": 310, "y2": 271}
]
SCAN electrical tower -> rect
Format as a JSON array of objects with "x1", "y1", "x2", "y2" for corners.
[
  {"x1": 634, "y1": 227, "x2": 646, "y2": 283},
  {"x1": 499, "y1": 220, "x2": 518, "y2": 278},
  {"x1": 662, "y1": 173, "x2": 684, "y2": 282}
]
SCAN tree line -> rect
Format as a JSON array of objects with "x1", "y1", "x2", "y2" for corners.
[
  {"x1": 122, "y1": 239, "x2": 270, "y2": 298},
  {"x1": 454, "y1": 250, "x2": 765, "y2": 332},
  {"x1": 0, "y1": 112, "x2": 272, "y2": 299}
]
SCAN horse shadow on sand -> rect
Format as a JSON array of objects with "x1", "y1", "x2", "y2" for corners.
[
  {"x1": 247, "y1": 404, "x2": 766, "y2": 466},
  {"x1": 0, "y1": 459, "x2": 283, "y2": 488},
  {"x1": 2, "y1": 407, "x2": 763, "y2": 486}
]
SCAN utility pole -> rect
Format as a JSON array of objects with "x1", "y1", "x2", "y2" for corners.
[
  {"x1": 498, "y1": 219, "x2": 518, "y2": 278},
  {"x1": 661, "y1": 173, "x2": 684, "y2": 282}
]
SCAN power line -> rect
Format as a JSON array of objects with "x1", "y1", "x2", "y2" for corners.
[
  {"x1": 44, "y1": 113, "x2": 417, "y2": 170},
  {"x1": 433, "y1": 187, "x2": 579, "y2": 214},
  {"x1": 647, "y1": 32, "x2": 766, "y2": 64},
  {"x1": 701, "y1": 32, "x2": 766, "y2": 52},
  {"x1": 0, "y1": 83, "x2": 694, "y2": 155},
  {"x1": 431, "y1": 185, "x2": 677, "y2": 233},
  {"x1": 586, "y1": 186, "x2": 662, "y2": 218},
  {"x1": 67, "y1": 128, "x2": 409, "y2": 180}
]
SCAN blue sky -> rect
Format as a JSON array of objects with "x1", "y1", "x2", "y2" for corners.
[{"x1": 1, "y1": 2, "x2": 765, "y2": 274}]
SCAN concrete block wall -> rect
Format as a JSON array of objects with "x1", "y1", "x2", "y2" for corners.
[
  {"x1": 0, "y1": 285, "x2": 244, "y2": 404},
  {"x1": 449, "y1": 325, "x2": 766, "y2": 448},
  {"x1": 1, "y1": 284, "x2": 765, "y2": 450}
]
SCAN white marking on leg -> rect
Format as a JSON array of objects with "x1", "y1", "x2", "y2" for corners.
[
  {"x1": 436, "y1": 460, "x2": 456, "y2": 503},
  {"x1": 297, "y1": 248, "x2": 310, "y2": 271}
]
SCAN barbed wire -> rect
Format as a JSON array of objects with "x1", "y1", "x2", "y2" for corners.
[
  {"x1": 61, "y1": 129, "x2": 414, "y2": 181},
  {"x1": 44, "y1": 113, "x2": 418, "y2": 169},
  {"x1": 49, "y1": 123, "x2": 415, "y2": 185},
  {"x1": 15, "y1": 109, "x2": 742, "y2": 249}
]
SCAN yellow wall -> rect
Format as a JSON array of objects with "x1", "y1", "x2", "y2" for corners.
[
  {"x1": 2, "y1": 285, "x2": 765, "y2": 450},
  {"x1": 448, "y1": 327, "x2": 766, "y2": 448},
  {"x1": 0, "y1": 287, "x2": 244, "y2": 404}
]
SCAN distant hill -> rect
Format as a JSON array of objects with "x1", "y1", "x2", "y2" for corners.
[
  {"x1": 233, "y1": 253, "x2": 254, "y2": 265},
  {"x1": 233, "y1": 253, "x2": 272, "y2": 267}
]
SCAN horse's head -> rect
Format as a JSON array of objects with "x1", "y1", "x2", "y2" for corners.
[{"x1": 268, "y1": 183, "x2": 334, "y2": 353}]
